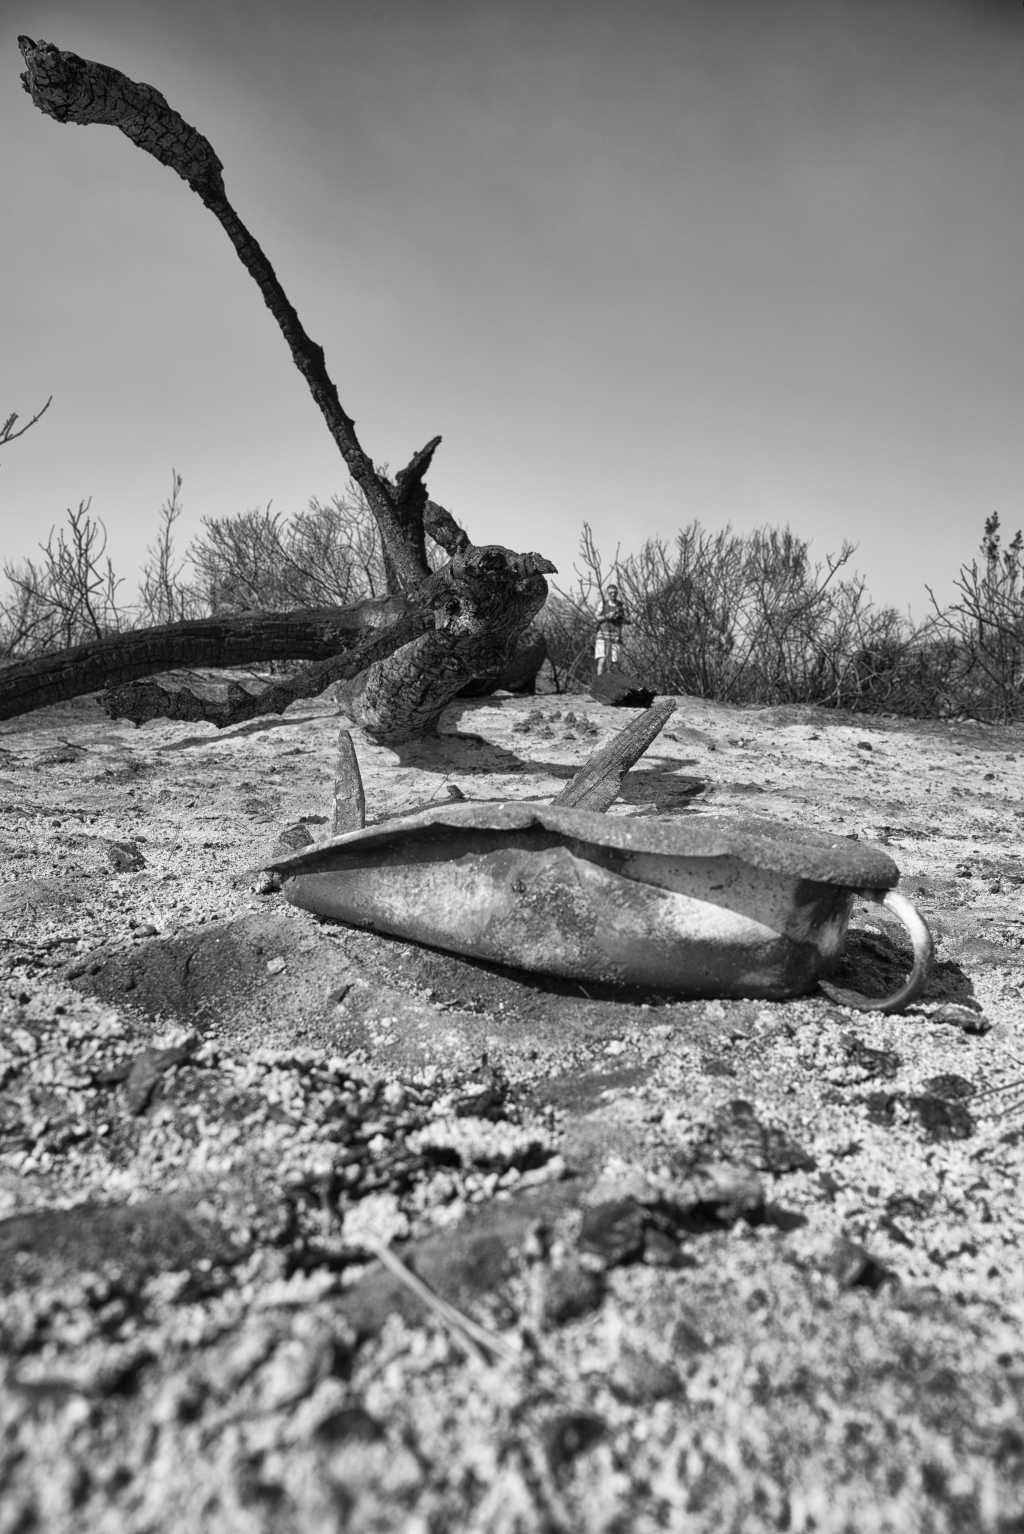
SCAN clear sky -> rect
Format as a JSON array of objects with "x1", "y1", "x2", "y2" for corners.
[{"x1": 3, "y1": 0, "x2": 1023, "y2": 618}]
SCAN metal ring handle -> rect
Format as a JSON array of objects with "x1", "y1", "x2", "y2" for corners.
[{"x1": 818, "y1": 888, "x2": 934, "y2": 1015}]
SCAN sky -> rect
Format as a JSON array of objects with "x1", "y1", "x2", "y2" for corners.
[{"x1": 3, "y1": 0, "x2": 1024, "y2": 619}]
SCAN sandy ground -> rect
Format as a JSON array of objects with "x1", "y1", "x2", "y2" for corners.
[{"x1": 1, "y1": 684, "x2": 1023, "y2": 1532}]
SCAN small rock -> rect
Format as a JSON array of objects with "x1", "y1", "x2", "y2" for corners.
[
  {"x1": 611, "y1": 1348, "x2": 680, "y2": 1403},
  {"x1": 842, "y1": 1033, "x2": 902, "y2": 1080},
  {"x1": 857, "y1": 741, "x2": 874, "y2": 752},
  {"x1": 266, "y1": 957, "x2": 287, "y2": 976},
  {"x1": 445, "y1": 784, "x2": 466, "y2": 801},
  {"x1": 276, "y1": 823, "x2": 315, "y2": 851},
  {"x1": 862, "y1": 1089, "x2": 975, "y2": 1140},
  {"x1": 906, "y1": 1092, "x2": 975, "y2": 1141},
  {"x1": 314, "y1": 1404, "x2": 385, "y2": 1447},
  {"x1": 541, "y1": 1262, "x2": 605, "y2": 1326},
  {"x1": 131, "y1": 923, "x2": 158, "y2": 939},
  {"x1": 697, "y1": 1098, "x2": 816, "y2": 1173},
  {"x1": 123, "y1": 1036, "x2": 199, "y2": 1115},
  {"x1": 830, "y1": 1238, "x2": 896, "y2": 1292},
  {"x1": 927, "y1": 1004, "x2": 990, "y2": 1035},
  {"x1": 542, "y1": 1409, "x2": 606, "y2": 1469},
  {"x1": 921, "y1": 1073, "x2": 974, "y2": 1101},
  {"x1": 578, "y1": 1198, "x2": 647, "y2": 1269},
  {"x1": 103, "y1": 839, "x2": 146, "y2": 872},
  {"x1": 671, "y1": 1317, "x2": 709, "y2": 1354}
]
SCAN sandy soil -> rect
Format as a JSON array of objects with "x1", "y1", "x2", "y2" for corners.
[{"x1": 1, "y1": 685, "x2": 1023, "y2": 1532}]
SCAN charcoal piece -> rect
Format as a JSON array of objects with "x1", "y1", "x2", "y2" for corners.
[{"x1": 589, "y1": 669, "x2": 655, "y2": 707}]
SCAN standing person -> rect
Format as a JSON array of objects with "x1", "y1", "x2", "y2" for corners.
[{"x1": 594, "y1": 583, "x2": 628, "y2": 676}]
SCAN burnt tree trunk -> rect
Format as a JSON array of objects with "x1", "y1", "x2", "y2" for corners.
[
  {"x1": 0, "y1": 599, "x2": 419, "y2": 721},
  {"x1": 15, "y1": 37, "x2": 554, "y2": 741}
]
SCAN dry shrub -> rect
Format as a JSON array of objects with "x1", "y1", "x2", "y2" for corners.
[{"x1": 540, "y1": 518, "x2": 1024, "y2": 721}]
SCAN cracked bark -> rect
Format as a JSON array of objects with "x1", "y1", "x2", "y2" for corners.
[{"x1": 16, "y1": 37, "x2": 555, "y2": 740}]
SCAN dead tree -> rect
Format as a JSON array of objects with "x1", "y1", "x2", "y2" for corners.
[{"x1": 10, "y1": 37, "x2": 554, "y2": 741}]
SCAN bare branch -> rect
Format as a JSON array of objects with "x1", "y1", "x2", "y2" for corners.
[{"x1": 0, "y1": 395, "x2": 53, "y2": 452}]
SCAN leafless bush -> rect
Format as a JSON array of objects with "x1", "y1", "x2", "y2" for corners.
[
  {"x1": 544, "y1": 521, "x2": 893, "y2": 705},
  {"x1": 0, "y1": 475, "x2": 392, "y2": 662},
  {"x1": 136, "y1": 470, "x2": 204, "y2": 625},
  {"x1": 545, "y1": 516, "x2": 1024, "y2": 720},
  {"x1": 926, "y1": 513, "x2": 1024, "y2": 721},
  {"x1": 1, "y1": 500, "x2": 125, "y2": 658},
  {"x1": 189, "y1": 488, "x2": 386, "y2": 613}
]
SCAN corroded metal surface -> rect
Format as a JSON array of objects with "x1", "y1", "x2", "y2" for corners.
[{"x1": 264, "y1": 805, "x2": 915, "y2": 1001}]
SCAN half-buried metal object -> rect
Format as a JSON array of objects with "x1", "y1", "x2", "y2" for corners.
[{"x1": 262, "y1": 803, "x2": 932, "y2": 1014}]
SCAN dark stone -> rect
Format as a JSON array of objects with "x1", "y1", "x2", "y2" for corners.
[
  {"x1": 884, "y1": 1191, "x2": 932, "y2": 1222},
  {"x1": 123, "y1": 1035, "x2": 200, "y2": 1115},
  {"x1": 696, "y1": 1099, "x2": 816, "y2": 1174},
  {"x1": 927, "y1": 1004, "x2": 990, "y2": 1035},
  {"x1": 611, "y1": 1348, "x2": 681, "y2": 1403},
  {"x1": 920, "y1": 1073, "x2": 975, "y2": 1101},
  {"x1": 577, "y1": 1198, "x2": 647, "y2": 1268},
  {"x1": 906, "y1": 1093, "x2": 975, "y2": 1141},
  {"x1": 541, "y1": 1261, "x2": 605, "y2": 1326},
  {"x1": 276, "y1": 823, "x2": 315, "y2": 851},
  {"x1": 314, "y1": 1404, "x2": 385, "y2": 1447},
  {"x1": 671, "y1": 1317, "x2": 710, "y2": 1355},
  {"x1": 830, "y1": 1238, "x2": 896, "y2": 1292},
  {"x1": 841, "y1": 1032, "x2": 902, "y2": 1080},
  {"x1": 102, "y1": 839, "x2": 146, "y2": 872},
  {"x1": 542, "y1": 1409, "x2": 606, "y2": 1469},
  {"x1": 589, "y1": 668, "x2": 655, "y2": 707},
  {"x1": 862, "y1": 1091, "x2": 899, "y2": 1127},
  {"x1": 861, "y1": 1089, "x2": 975, "y2": 1141}
]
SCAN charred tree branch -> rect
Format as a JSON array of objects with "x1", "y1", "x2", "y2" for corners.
[
  {"x1": 552, "y1": 700, "x2": 677, "y2": 812},
  {"x1": 0, "y1": 599, "x2": 421, "y2": 720},
  {"x1": 102, "y1": 608, "x2": 428, "y2": 726}
]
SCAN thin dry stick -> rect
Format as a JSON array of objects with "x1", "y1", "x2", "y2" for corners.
[
  {"x1": 367, "y1": 1240, "x2": 520, "y2": 1367},
  {"x1": 551, "y1": 699, "x2": 677, "y2": 812},
  {"x1": 331, "y1": 727, "x2": 366, "y2": 833}
]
